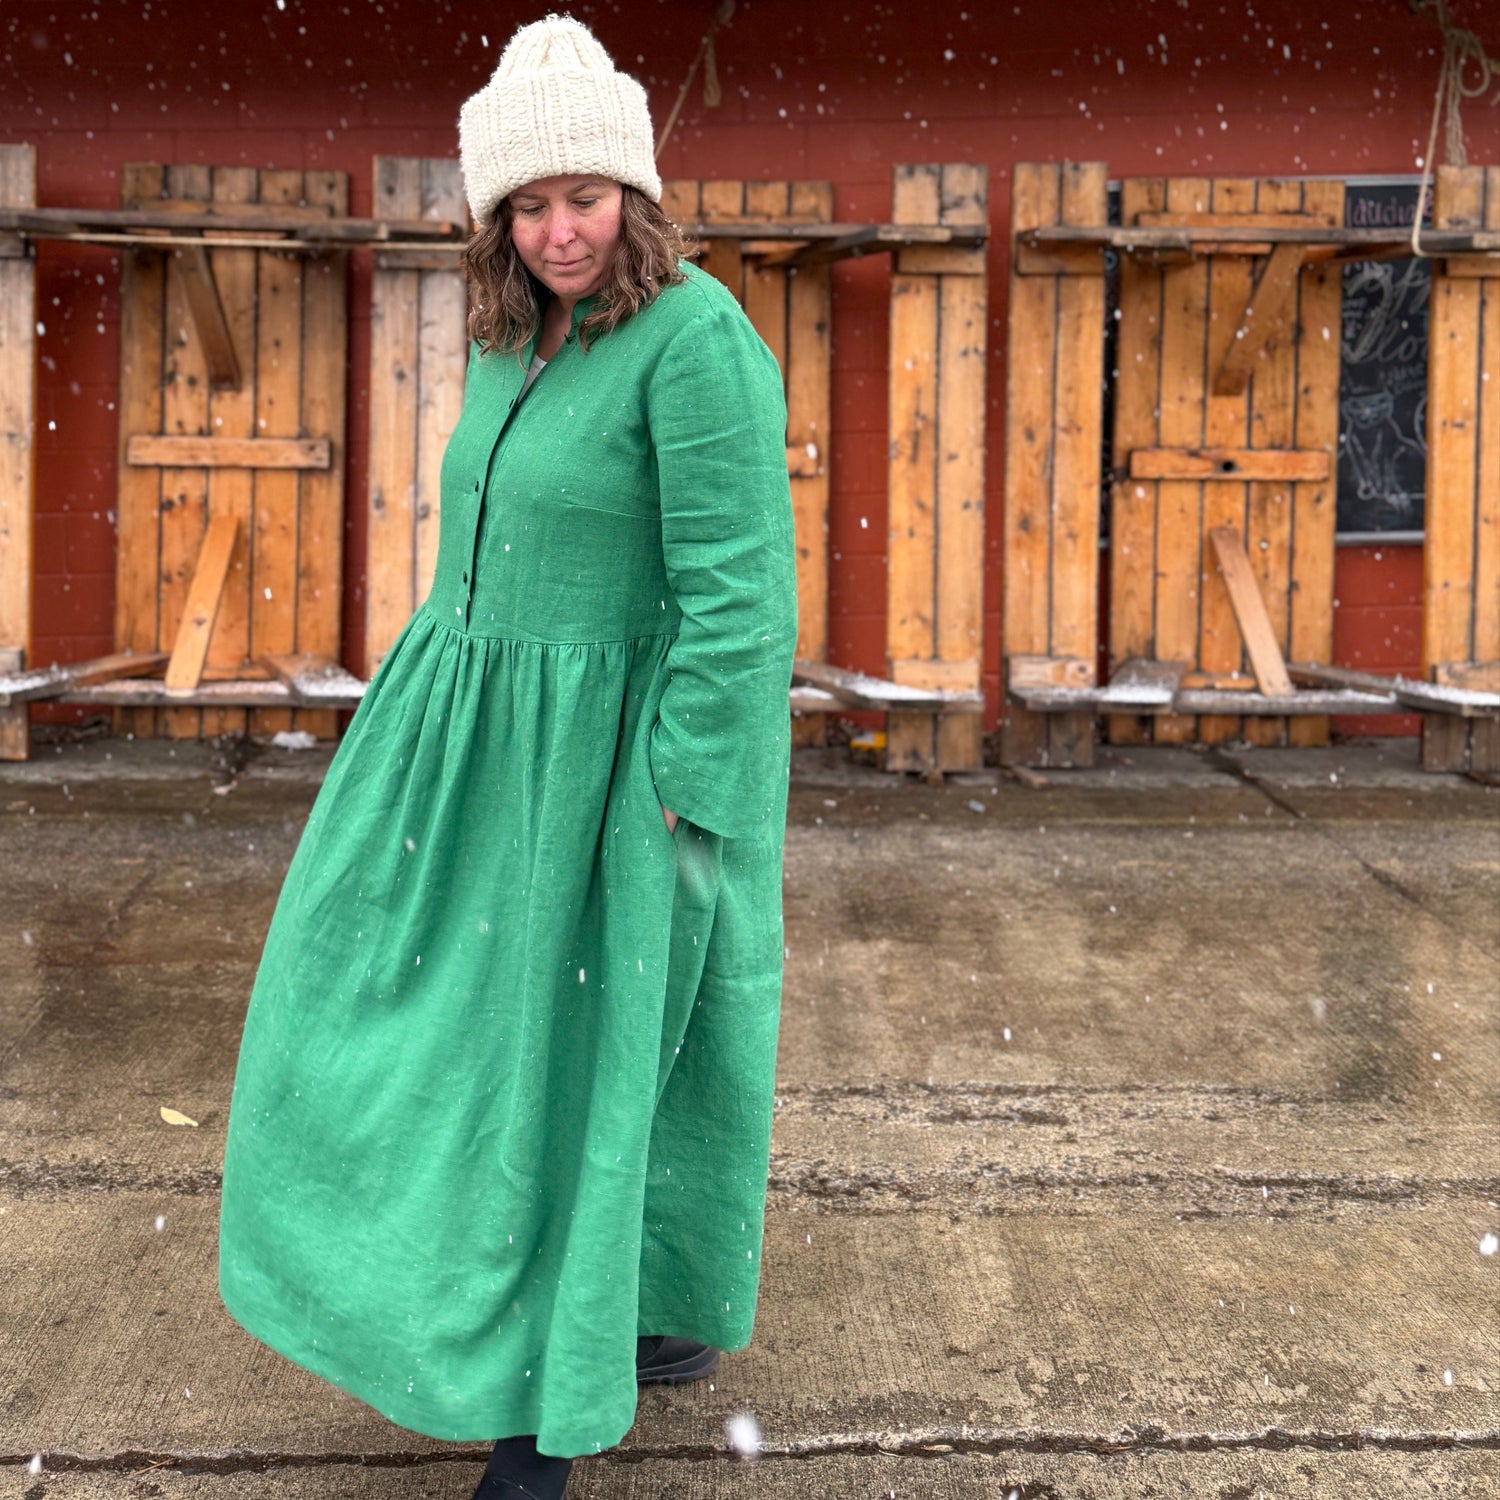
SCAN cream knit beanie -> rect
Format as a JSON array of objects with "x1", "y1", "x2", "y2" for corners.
[{"x1": 459, "y1": 15, "x2": 662, "y2": 226}]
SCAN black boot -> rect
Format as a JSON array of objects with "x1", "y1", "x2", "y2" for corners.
[
  {"x1": 471, "y1": 1435, "x2": 572, "y2": 1500},
  {"x1": 635, "y1": 1334, "x2": 720, "y2": 1385}
]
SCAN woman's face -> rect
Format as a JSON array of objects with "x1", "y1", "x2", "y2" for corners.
[{"x1": 507, "y1": 175, "x2": 625, "y2": 308}]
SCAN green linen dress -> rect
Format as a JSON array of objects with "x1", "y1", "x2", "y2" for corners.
[{"x1": 217, "y1": 261, "x2": 797, "y2": 1458}]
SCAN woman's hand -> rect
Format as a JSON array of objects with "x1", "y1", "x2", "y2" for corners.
[{"x1": 661, "y1": 806, "x2": 679, "y2": 835}]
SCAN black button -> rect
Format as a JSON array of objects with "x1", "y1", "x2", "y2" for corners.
[
  {"x1": 462, "y1": 571, "x2": 469, "y2": 583},
  {"x1": 473, "y1": 481, "x2": 480, "y2": 492}
]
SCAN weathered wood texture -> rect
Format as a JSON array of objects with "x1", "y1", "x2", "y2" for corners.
[
  {"x1": 889, "y1": 162, "x2": 989, "y2": 774},
  {"x1": 1107, "y1": 174, "x2": 1342, "y2": 749},
  {"x1": 365, "y1": 157, "x2": 467, "y2": 675},
  {"x1": 1001, "y1": 162, "x2": 1103, "y2": 768},
  {"x1": 1424, "y1": 166, "x2": 1500, "y2": 774},
  {"x1": 0, "y1": 145, "x2": 36, "y2": 760},
  {"x1": 115, "y1": 164, "x2": 348, "y2": 740},
  {"x1": 664, "y1": 179, "x2": 834, "y2": 748}
]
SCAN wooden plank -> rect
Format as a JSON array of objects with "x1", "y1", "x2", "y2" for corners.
[
  {"x1": 659, "y1": 179, "x2": 700, "y2": 226},
  {"x1": 175, "y1": 246, "x2": 241, "y2": 390},
  {"x1": 1435, "y1": 660, "x2": 1500, "y2": 693},
  {"x1": 1290, "y1": 661, "x2": 1499, "y2": 714},
  {"x1": 126, "y1": 435, "x2": 331, "y2": 468},
  {"x1": 159, "y1": 163, "x2": 214, "y2": 739},
  {"x1": 367, "y1": 157, "x2": 423, "y2": 673},
  {"x1": 163, "y1": 514, "x2": 238, "y2": 690},
  {"x1": 699, "y1": 181, "x2": 745, "y2": 296},
  {"x1": 934, "y1": 161, "x2": 990, "y2": 772},
  {"x1": 895, "y1": 244, "x2": 987, "y2": 276},
  {"x1": 742, "y1": 181, "x2": 790, "y2": 376},
  {"x1": 1195, "y1": 178, "x2": 1257, "y2": 747},
  {"x1": 1008, "y1": 656, "x2": 1094, "y2": 691},
  {"x1": 1040, "y1": 161, "x2": 1104, "y2": 769},
  {"x1": 248, "y1": 168, "x2": 305, "y2": 736},
  {"x1": 1424, "y1": 166, "x2": 1486, "y2": 769},
  {"x1": 0, "y1": 651, "x2": 170, "y2": 707},
  {"x1": 0, "y1": 146, "x2": 36, "y2": 759},
  {"x1": 1153, "y1": 176, "x2": 1213, "y2": 743},
  {"x1": 1242, "y1": 178, "x2": 1305, "y2": 748},
  {"x1": 65, "y1": 679, "x2": 299, "y2": 709},
  {"x1": 115, "y1": 163, "x2": 168, "y2": 740},
  {"x1": 1133, "y1": 210, "x2": 1339, "y2": 230},
  {"x1": 413, "y1": 158, "x2": 468, "y2": 630},
  {"x1": 1474, "y1": 168, "x2": 1500, "y2": 694},
  {"x1": 793, "y1": 658, "x2": 982, "y2": 712},
  {"x1": 1286, "y1": 176, "x2": 1343, "y2": 747},
  {"x1": 1212, "y1": 242, "x2": 1305, "y2": 397},
  {"x1": 886, "y1": 164, "x2": 944, "y2": 773},
  {"x1": 1208, "y1": 526, "x2": 1294, "y2": 696},
  {"x1": 293, "y1": 168, "x2": 349, "y2": 739},
  {"x1": 199, "y1": 165, "x2": 259, "y2": 739},
  {"x1": 786, "y1": 180, "x2": 834, "y2": 750},
  {"x1": 1129, "y1": 447, "x2": 1328, "y2": 482},
  {"x1": 1176, "y1": 688, "x2": 1394, "y2": 715},
  {"x1": 261, "y1": 652, "x2": 368, "y2": 706},
  {"x1": 1107, "y1": 176, "x2": 1166, "y2": 747},
  {"x1": 1000, "y1": 164, "x2": 1061, "y2": 766}
]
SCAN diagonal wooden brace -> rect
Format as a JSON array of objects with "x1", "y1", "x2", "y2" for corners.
[
  {"x1": 165, "y1": 513, "x2": 239, "y2": 691},
  {"x1": 174, "y1": 246, "x2": 242, "y2": 391},
  {"x1": 1212, "y1": 242, "x2": 1306, "y2": 397}
]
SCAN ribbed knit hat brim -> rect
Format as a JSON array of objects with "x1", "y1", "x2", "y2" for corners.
[{"x1": 459, "y1": 15, "x2": 662, "y2": 226}]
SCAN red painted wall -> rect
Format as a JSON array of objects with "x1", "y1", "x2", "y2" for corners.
[{"x1": 4, "y1": 0, "x2": 1494, "y2": 734}]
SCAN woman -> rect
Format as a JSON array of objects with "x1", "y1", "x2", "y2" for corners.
[{"x1": 217, "y1": 16, "x2": 797, "y2": 1500}]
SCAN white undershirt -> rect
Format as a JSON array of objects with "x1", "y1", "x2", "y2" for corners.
[{"x1": 519, "y1": 352, "x2": 547, "y2": 399}]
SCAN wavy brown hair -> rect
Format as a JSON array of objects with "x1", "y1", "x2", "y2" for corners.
[{"x1": 464, "y1": 186, "x2": 692, "y2": 356}]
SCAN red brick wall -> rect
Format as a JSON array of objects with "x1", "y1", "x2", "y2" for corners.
[{"x1": 4, "y1": 0, "x2": 1492, "y2": 733}]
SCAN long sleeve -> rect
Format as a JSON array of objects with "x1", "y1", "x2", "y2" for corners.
[{"x1": 646, "y1": 302, "x2": 797, "y2": 841}]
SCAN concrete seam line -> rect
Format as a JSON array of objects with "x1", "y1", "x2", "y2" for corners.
[{"x1": 7, "y1": 1430, "x2": 1500, "y2": 1472}]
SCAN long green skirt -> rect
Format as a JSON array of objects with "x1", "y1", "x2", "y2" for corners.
[{"x1": 217, "y1": 605, "x2": 785, "y2": 1456}]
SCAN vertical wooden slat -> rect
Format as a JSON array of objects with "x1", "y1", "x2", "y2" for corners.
[
  {"x1": 248, "y1": 168, "x2": 305, "y2": 736},
  {"x1": 294, "y1": 169, "x2": 348, "y2": 738},
  {"x1": 659, "y1": 179, "x2": 700, "y2": 226},
  {"x1": 699, "y1": 180, "x2": 745, "y2": 296},
  {"x1": 1423, "y1": 166, "x2": 1486, "y2": 771},
  {"x1": 1198, "y1": 178, "x2": 1257, "y2": 745},
  {"x1": 886, "y1": 164, "x2": 943, "y2": 772},
  {"x1": 742, "y1": 181, "x2": 790, "y2": 375},
  {"x1": 1042, "y1": 162, "x2": 1104, "y2": 769},
  {"x1": 1287, "y1": 176, "x2": 1343, "y2": 748},
  {"x1": 413, "y1": 158, "x2": 468, "y2": 616},
  {"x1": 1241, "y1": 179, "x2": 1301, "y2": 747},
  {"x1": 1000, "y1": 164, "x2": 1062, "y2": 767},
  {"x1": 1153, "y1": 176, "x2": 1212, "y2": 744},
  {"x1": 0, "y1": 146, "x2": 36, "y2": 759},
  {"x1": 786, "y1": 180, "x2": 834, "y2": 750},
  {"x1": 199, "y1": 166, "x2": 259, "y2": 739},
  {"x1": 1108, "y1": 176, "x2": 1165, "y2": 746},
  {"x1": 366, "y1": 157, "x2": 423, "y2": 674},
  {"x1": 115, "y1": 163, "x2": 167, "y2": 740},
  {"x1": 1474, "y1": 168, "x2": 1500, "y2": 692},
  {"x1": 159, "y1": 164, "x2": 213, "y2": 740}
]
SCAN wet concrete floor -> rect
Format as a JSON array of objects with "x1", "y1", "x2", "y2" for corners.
[{"x1": 1, "y1": 735, "x2": 1496, "y2": 1497}]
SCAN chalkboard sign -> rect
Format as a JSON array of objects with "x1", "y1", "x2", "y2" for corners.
[{"x1": 1337, "y1": 179, "x2": 1431, "y2": 535}]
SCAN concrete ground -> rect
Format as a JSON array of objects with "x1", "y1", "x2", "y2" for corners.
[{"x1": 1, "y1": 733, "x2": 1497, "y2": 1498}]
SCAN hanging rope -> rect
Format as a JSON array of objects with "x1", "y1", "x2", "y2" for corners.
[
  {"x1": 655, "y1": 2, "x2": 736, "y2": 161},
  {"x1": 1408, "y1": 0, "x2": 1499, "y2": 256}
]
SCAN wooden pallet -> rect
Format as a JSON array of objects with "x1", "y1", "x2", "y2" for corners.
[
  {"x1": 1424, "y1": 166, "x2": 1500, "y2": 776},
  {"x1": 114, "y1": 163, "x2": 348, "y2": 744}
]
